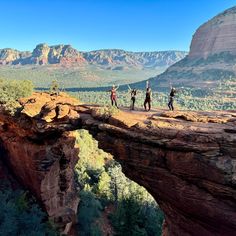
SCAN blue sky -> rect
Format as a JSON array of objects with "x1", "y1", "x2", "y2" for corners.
[{"x1": 0, "y1": 0, "x2": 235, "y2": 52}]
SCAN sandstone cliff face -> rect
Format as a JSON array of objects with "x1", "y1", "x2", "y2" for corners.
[
  {"x1": 80, "y1": 108, "x2": 236, "y2": 236},
  {"x1": 0, "y1": 92, "x2": 236, "y2": 235},
  {"x1": 141, "y1": 6, "x2": 236, "y2": 89},
  {"x1": 189, "y1": 7, "x2": 236, "y2": 58},
  {"x1": 0, "y1": 93, "x2": 81, "y2": 234},
  {"x1": 0, "y1": 49, "x2": 20, "y2": 65},
  {"x1": 0, "y1": 48, "x2": 31, "y2": 65},
  {"x1": 29, "y1": 43, "x2": 86, "y2": 65}
]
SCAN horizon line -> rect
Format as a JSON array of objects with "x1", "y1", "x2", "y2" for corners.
[{"x1": 0, "y1": 43, "x2": 189, "y2": 53}]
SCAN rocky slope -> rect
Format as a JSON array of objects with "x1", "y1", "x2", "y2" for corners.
[
  {"x1": 0, "y1": 43, "x2": 187, "y2": 68},
  {"x1": 139, "y1": 6, "x2": 236, "y2": 90},
  {"x1": 0, "y1": 92, "x2": 236, "y2": 235},
  {"x1": 0, "y1": 48, "x2": 31, "y2": 65}
]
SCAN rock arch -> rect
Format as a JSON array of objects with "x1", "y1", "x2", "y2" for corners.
[{"x1": 0, "y1": 92, "x2": 236, "y2": 235}]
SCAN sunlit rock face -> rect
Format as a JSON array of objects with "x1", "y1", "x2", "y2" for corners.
[
  {"x1": 84, "y1": 110, "x2": 236, "y2": 236},
  {"x1": 189, "y1": 7, "x2": 236, "y2": 58},
  {"x1": 142, "y1": 6, "x2": 236, "y2": 90},
  {"x1": 0, "y1": 92, "x2": 236, "y2": 235},
  {"x1": 0, "y1": 43, "x2": 187, "y2": 67}
]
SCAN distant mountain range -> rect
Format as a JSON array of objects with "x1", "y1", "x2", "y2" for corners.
[
  {"x1": 82, "y1": 49, "x2": 187, "y2": 69},
  {"x1": 0, "y1": 44, "x2": 187, "y2": 69}
]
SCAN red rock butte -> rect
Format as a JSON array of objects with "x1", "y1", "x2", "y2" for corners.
[
  {"x1": 189, "y1": 6, "x2": 236, "y2": 58},
  {"x1": 0, "y1": 92, "x2": 236, "y2": 235}
]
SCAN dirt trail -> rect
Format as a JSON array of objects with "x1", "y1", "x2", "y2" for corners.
[{"x1": 110, "y1": 107, "x2": 170, "y2": 127}]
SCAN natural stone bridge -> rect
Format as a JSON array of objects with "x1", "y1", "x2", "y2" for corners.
[{"x1": 0, "y1": 92, "x2": 236, "y2": 236}]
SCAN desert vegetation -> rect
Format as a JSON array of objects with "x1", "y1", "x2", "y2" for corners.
[
  {"x1": 0, "y1": 79, "x2": 33, "y2": 114},
  {"x1": 73, "y1": 82, "x2": 236, "y2": 111},
  {"x1": 0, "y1": 65, "x2": 164, "y2": 89}
]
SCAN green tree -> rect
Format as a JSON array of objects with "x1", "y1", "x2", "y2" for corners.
[
  {"x1": 77, "y1": 185, "x2": 103, "y2": 236},
  {"x1": 97, "y1": 171, "x2": 112, "y2": 201},
  {"x1": 50, "y1": 80, "x2": 59, "y2": 95},
  {"x1": 0, "y1": 184, "x2": 58, "y2": 236},
  {"x1": 0, "y1": 80, "x2": 33, "y2": 114}
]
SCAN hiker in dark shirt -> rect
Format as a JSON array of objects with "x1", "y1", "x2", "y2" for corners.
[
  {"x1": 168, "y1": 86, "x2": 176, "y2": 111},
  {"x1": 127, "y1": 85, "x2": 138, "y2": 110},
  {"x1": 130, "y1": 88, "x2": 137, "y2": 110},
  {"x1": 144, "y1": 81, "x2": 152, "y2": 111}
]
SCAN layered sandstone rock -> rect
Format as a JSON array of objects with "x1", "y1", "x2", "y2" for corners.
[
  {"x1": 30, "y1": 43, "x2": 86, "y2": 65},
  {"x1": 0, "y1": 92, "x2": 81, "y2": 234},
  {"x1": 0, "y1": 92, "x2": 236, "y2": 235},
  {"x1": 0, "y1": 49, "x2": 20, "y2": 65},
  {"x1": 189, "y1": 7, "x2": 236, "y2": 58},
  {"x1": 79, "y1": 108, "x2": 236, "y2": 236},
  {"x1": 0, "y1": 48, "x2": 30, "y2": 65}
]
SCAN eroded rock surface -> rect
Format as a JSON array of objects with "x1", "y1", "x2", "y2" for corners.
[
  {"x1": 0, "y1": 93, "x2": 80, "y2": 234},
  {"x1": 79, "y1": 108, "x2": 236, "y2": 236},
  {"x1": 189, "y1": 7, "x2": 236, "y2": 58},
  {"x1": 0, "y1": 92, "x2": 236, "y2": 235}
]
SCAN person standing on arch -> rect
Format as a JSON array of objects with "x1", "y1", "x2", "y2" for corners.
[
  {"x1": 127, "y1": 85, "x2": 137, "y2": 110},
  {"x1": 109, "y1": 84, "x2": 119, "y2": 108},
  {"x1": 144, "y1": 81, "x2": 152, "y2": 111},
  {"x1": 168, "y1": 84, "x2": 177, "y2": 111}
]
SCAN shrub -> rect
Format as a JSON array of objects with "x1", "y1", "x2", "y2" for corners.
[
  {"x1": 50, "y1": 80, "x2": 60, "y2": 95},
  {"x1": 92, "y1": 105, "x2": 119, "y2": 120},
  {"x1": 0, "y1": 80, "x2": 33, "y2": 114},
  {"x1": 77, "y1": 186, "x2": 103, "y2": 236}
]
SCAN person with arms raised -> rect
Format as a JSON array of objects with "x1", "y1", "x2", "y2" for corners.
[
  {"x1": 144, "y1": 81, "x2": 152, "y2": 111},
  {"x1": 168, "y1": 83, "x2": 177, "y2": 111},
  {"x1": 127, "y1": 85, "x2": 137, "y2": 110},
  {"x1": 109, "y1": 84, "x2": 119, "y2": 108}
]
